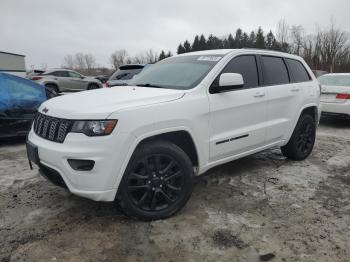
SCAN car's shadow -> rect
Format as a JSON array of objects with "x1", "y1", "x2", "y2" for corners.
[
  {"x1": 320, "y1": 116, "x2": 350, "y2": 128},
  {"x1": 0, "y1": 136, "x2": 26, "y2": 147}
]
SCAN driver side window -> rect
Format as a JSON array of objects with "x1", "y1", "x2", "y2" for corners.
[{"x1": 214, "y1": 55, "x2": 259, "y2": 88}]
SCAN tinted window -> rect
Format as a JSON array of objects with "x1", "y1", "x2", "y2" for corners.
[
  {"x1": 54, "y1": 71, "x2": 69, "y2": 77},
  {"x1": 261, "y1": 56, "x2": 289, "y2": 85},
  {"x1": 286, "y1": 59, "x2": 310, "y2": 82},
  {"x1": 222, "y1": 55, "x2": 259, "y2": 88},
  {"x1": 68, "y1": 71, "x2": 81, "y2": 78}
]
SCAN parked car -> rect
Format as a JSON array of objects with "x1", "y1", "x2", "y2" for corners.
[
  {"x1": 0, "y1": 73, "x2": 49, "y2": 139},
  {"x1": 27, "y1": 49, "x2": 320, "y2": 220},
  {"x1": 31, "y1": 69, "x2": 102, "y2": 95},
  {"x1": 106, "y1": 64, "x2": 148, "y2": 87},
  {"x1": 94, "y1": 75, "x2": 110, "y2": 84},
  {"x1": 319, "y1": 73, "x2": 350, "y2": 118}
]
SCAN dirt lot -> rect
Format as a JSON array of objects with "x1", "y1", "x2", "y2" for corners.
[{"x1": 1, "y1": 117, "x2": 349, "y2": 262}]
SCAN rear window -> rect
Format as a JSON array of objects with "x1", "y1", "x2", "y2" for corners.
[
  {"x1": 261, "y1": 56, "x2": 289, "y2": 85},
  {"x1": 286, "y1": 59, "x2": 311, "y2": 83},
  {"x1": 318, "y1": 75, "x2": 350, "y2": 86}
]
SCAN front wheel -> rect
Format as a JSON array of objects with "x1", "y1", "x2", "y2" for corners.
[
  {"x1": 119, "y1": 140, "x2": 194, "y2": 220},
  {"x1": 281, "y1": 114, "x2": 316, "y2": 161},
  {"x1": 87, "y1": 83, "x2": 100, "y2": 90}
]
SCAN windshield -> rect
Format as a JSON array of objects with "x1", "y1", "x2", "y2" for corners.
[
  {"x1": 318, "y1": 75, "x2": 350, "y2": 86},
  {"x1": 128, "y1": 55, "x2": 223, "y2": 90}
]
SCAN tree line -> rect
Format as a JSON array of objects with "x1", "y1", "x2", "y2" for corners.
[
  {"x1": 177, "y1": 19, "x2": 350, "y2": 73},
  {"x1": 61, "y1": 19, "x2": 350, "y2": 75}
]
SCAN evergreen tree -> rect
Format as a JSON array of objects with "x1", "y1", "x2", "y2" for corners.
[
  {"x1": 177, "y1": 43, "x2": 186, "y2": 54},
  {"x1": 227, "y1": 34, "x2": 235, "y2": 48},
  {"x1": 166, "y1": 51, "x2": 173, "y2": 58},
  {"x1": 248, "y1": 31, "x2": 256, "y2": 47},
  {"x1": 192, "y1": 35, "x2": 200, "y2": 51},
  {"x1": 198, "y1": 34, "x2": 207, "y2": 50},
  {"x1": 255, "y1": 27, "x2": 266, "y2": 49},
  {"x1": 183, "y1": 40, "x2": 191, "y2": 53},
  {"x1": 266, "y1": 30, "x2": 276, "y2": 50},
  {"x1": 242, "y1": 33, "x2": 249, "y2": 48},
  {"x1": 158, "y1": 50, "x2": 166, "y2": 61},
  {"x1": 235, "y1": 28, "x2": 243, "y2": 48}
]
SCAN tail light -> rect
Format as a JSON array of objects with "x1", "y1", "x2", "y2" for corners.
[
  {"x1": 31, "y1": 76, "x2": 43, "y2": 81},
  {"x1": 336, "y1": 93, "x2": 350, "y2": 99}
]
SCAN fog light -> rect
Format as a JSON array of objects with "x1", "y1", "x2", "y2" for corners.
[{"x1": 68, "y1": 159, "x2": 95, "y2": 171}]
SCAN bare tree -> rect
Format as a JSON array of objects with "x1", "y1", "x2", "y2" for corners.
[
  {"x1": 84, "y1": 53, "x2": 96, "y2": 73},
  {"x1": 145, "y1": 49, "x2": 158, "y2": 63},
  {"x1": 276, "y1": 19, "x2": 289, "y2": 51},
  {"x1": 110, "y1": 50, "x2": 128, "y2": 69},
  {"x1": 290, "y1": 25, "x2": 304, "y2": 56},
  {"x1": 62, "y1": 54, "x2": 75, "y2": 69},
  {"x1": 74, "y1": 53, "x2": 86, "y2": 70}
]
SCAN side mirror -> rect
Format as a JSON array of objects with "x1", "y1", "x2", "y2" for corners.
[{"x1": 212, "y1": 73, "x2": 244, "y2": 93}]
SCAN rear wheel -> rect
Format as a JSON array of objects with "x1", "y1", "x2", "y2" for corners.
[
  {"x1": 88, "y1": 83, "x2": 100, "y2": 90},
  {"x1": 119, "y1": 140, "x2": 194, "y2": 220},
  {"x1": 45, "y1": 84, "x2": 58, "y2": 98},
  {"x1": 281, "y1": 114, "x2": 316, "y2": 161}
]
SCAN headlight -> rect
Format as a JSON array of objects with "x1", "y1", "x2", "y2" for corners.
[{"x1": 71, "y1": 120, "x2": 117, "y2": 136}]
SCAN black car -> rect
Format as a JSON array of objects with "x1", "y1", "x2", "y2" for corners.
[
  {"x1": 106, "y1": 64, "x2": 150, "y2": 87},
  {"x1": 0, "y1": 73, "x2": 49, "y2": 139}
]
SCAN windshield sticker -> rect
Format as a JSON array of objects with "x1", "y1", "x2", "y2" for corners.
[{"x1": 197, "y1": 56, "x2": 222, "y2": 62}]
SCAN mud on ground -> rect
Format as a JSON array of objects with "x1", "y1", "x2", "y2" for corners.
[{"x1": 0, "y1": 117, "x2": 349, "y2": 262}]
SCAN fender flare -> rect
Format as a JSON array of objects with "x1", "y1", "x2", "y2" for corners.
[{"x1": 112, "y1": 126, "x2": 200, "y2": 189}]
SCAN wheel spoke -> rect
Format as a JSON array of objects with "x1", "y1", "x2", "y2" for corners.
[
  {"x1": 150, "y1": 190, "x2": 158, "y2": 210},
  {"x1": 128, "y1": 185, "x2": 149, "y2": 192},
  {"x1": 166, "y1": 184, "x2": 181, "y2": 191},
  {"x1": 142, "y1": 159, "x2": 151, "y2": 176},
  {"x1": 165, "y1": 170, "x2": 182, "y2": 181},
  {"x1": 154, "y1": 155, "x2": 161, "y2": 174},
  {"x1": 159, "y1": 189, "x2": 174, "y2": 204},
  {"x1": 162, "y1": 160, "x2": 175, "y2": 174},
  {"x1": 137, "y1": 189, "x2": 151, "y2": 207},
  {"x1": 130, "y1": 172, "x2": 148, "y2": 180}
]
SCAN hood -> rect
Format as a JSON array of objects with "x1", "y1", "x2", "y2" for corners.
[{"x1": 38, "y1": 86, "x2": 185, "y2": 119}]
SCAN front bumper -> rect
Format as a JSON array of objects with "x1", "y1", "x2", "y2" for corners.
[
  {"x1": 28, "y1": 129, "x2": 135, "y2": 201},
  {"x1": 321, "y1": 101, "x2": 350, "y2": 116}
]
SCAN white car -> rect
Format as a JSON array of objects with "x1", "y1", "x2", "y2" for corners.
[
  {"x1": 26, "y1": 49, "x2": 320, "y2": 220},
  {"x1": 319, "y1": 73, "x2": 350, "y2": 117}
]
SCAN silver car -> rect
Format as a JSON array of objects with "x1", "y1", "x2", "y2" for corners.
[{"x1": 31, "y1": 69, "x2": 102, "y2": 95}]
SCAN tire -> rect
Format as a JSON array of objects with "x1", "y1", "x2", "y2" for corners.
[
  {"x1": 119, "y1": 140, "x2": 194, "y2": 220},
  {"x1": 45, "y1": 84, "x2": 58, "y2": 99},
  {"x1": 281, "y1": 114, "x2": 316, "y2": 161},
  {"x1": 87, "y1": 83, "x2": 100, "y2": 90}
]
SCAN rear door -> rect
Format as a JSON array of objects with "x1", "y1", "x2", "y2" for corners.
[
  {"x1": 67, "y1": 71, "x2": 87, "y2": 90},
  {"x1": 54, "y1": 71, "x2": 71, "y2": 91},
  {"x1": 208, "y1": 55, "x2": 268, "y2": 161},
  {"x1": 261, "y1": 56, "x2": 309, "y2": 143}
]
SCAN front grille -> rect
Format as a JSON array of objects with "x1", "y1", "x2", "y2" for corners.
[{"x1": 33, "y1": 113, "x2": 73, "y2": 143}]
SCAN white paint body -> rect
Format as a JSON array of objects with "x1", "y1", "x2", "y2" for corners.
[
  {"x1": 320, "y1": 73, "x2": 350, "y2": 116},
  {"x1": 28, "y1": 49, "x2": 320, "y2": 201}
]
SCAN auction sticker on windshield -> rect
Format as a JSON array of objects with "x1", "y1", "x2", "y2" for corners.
[{"x1": 197, "y1": 56, "x2": 222, "y2": 62}]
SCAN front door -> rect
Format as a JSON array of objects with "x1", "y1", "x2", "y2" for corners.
[{"x1": 208, "y1": 55, "x2": 268, "y2": 162}]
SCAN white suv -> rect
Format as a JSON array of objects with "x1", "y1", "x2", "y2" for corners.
[{"x1": 27, "y1": 49, "x2": 320, "y2": 220}]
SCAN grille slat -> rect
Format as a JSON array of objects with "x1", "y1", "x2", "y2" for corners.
[{"x1": 33, "y1": 113, "x2": 72, "y2": 143}]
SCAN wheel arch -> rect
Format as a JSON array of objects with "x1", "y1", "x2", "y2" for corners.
[
  {"x1": 44, "y1": 82, "x2": 59, "y2": 92},
  {"x1": 286, "y1": 103, "x2": 319, "y2": 142}
]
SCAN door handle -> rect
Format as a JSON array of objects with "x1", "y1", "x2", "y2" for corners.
[
  {"x1": 253, "y1": 91, "x2": 265, "y2": 98},
  {"x1": 291, "y1": 86, "x2": 300, "y2": 92}
]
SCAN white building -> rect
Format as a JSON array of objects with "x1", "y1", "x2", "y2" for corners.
[{"x1": 0, "y1": 51, "x2": 26, "y2": 77}]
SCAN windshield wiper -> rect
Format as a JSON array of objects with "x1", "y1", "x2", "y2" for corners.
[{"x1": 136, "y1": 83, "x2": 167, "y2": 89}]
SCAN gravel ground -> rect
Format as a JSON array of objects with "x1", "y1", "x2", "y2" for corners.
[{"x1": 0, "y1": 117, "x2": 349, "y2": 262}]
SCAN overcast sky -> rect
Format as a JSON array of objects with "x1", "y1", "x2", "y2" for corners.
[{"x1": 1, "y1": 0, "x2": 349, "y2": 69}]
